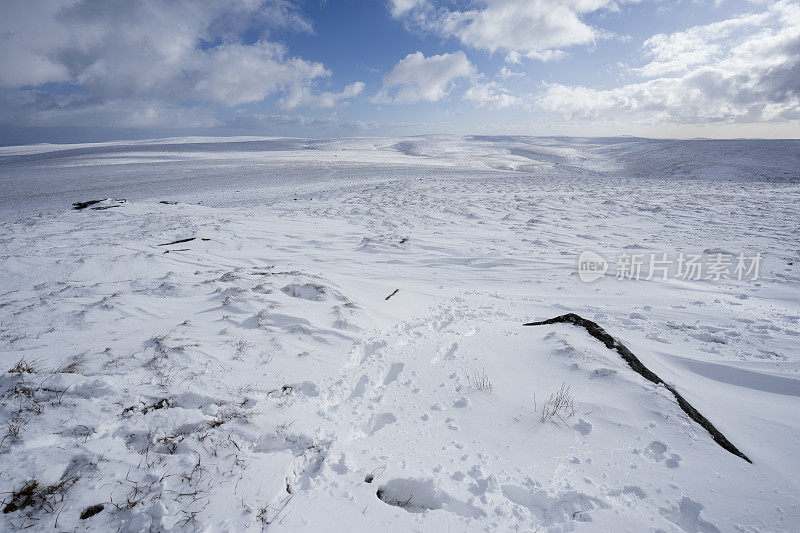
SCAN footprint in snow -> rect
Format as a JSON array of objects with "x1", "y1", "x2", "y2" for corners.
[
  {"x1": 573, "y1": 418, "x2": 592, "y2": 436},
  {"x1": 348, "y1": 374, "x2": 370, "y2": 400},
  {"x1": 659, "y1": 496, "x2": 720, "y2": 533},
  {"x1": 376, "y1": 478, "x2": 485, "y2": 518},
  {"x1": 453, "y1": 397, "x2": 470, "y2": 408},
  {"x1": 645, "y1": 441, "x2": 682, "y2": 468},
  {"x1": 363, "y1": 413, "x2": 397, "y2": 436},
  {"x1": 383, "y1": 362, "x2": 403, "y2": 385}
]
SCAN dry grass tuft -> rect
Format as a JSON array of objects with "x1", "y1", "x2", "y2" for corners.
[
  {"x1": 539, "y1": 381, "x2": 576, "y2": 426},
  {"x1": 467, "y1": 368, "x2": 493, "y2": 393}
]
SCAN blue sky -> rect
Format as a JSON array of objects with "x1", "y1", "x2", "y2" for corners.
[{"x1": 1, "y1": 0, "x2": 798, "y2": 143}]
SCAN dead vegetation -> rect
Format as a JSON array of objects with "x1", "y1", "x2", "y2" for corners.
[
  {"x1": 205, "y1": 405, "x2": 249, "y2": 429},
  {"x1": 1, "y1": 359, "x2": 73, "y2": 445},
  {"x1": 2, "y1": 418, "x2": 26, "y2": 444},
  {"x1": 122, "y1": 397, "x2": 171, "y2": 416},
  {"x1": 231, "y1": 339, "x2": 254, "y2": 361},
  {"x1": 145, "y1": 333, "x2": 200, "y2": 389},
  {"x1": 466, "y1": 368, "x2": 493, "y2": 393},
  {"x1": 54, "y1": 355, "x2": 85, "y2": 375},
  {"x1": 364, "y1": 465, "x2": 386, "y2": 484},
  {"x1": 8, "y1": 358, "x2": 38, "y2": 376},
  {"x1": 149, "y1": 333, "x2": 199, "y2": 361},
  {"x1": 257, "y1": 494, "x2": 292, "y2": 527},
  {"x1": 538, "y1": 382, "x2": 576, "y2": 426},
  {"x1": 109, "y1": 451, "x2": 211, "y2": 518},
  {"x1": 2, "y1": 476, "x2": 78, "y2": 515}
]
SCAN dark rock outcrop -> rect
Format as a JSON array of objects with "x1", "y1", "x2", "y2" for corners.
[{"x1": 525, "y1": 313, "x2": 752, "y2": 463}]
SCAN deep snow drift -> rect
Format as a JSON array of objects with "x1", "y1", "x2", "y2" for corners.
[{"x1": 0, "y1": 136, "x2": 798, "y2": 531}]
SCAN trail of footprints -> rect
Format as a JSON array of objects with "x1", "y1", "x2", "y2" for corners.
[{"x1": 307, "y1": 300, "x2": 717, "y2": 531}]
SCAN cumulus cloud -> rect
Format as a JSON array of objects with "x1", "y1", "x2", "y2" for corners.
[
  {"x1": 375, "y1": 51, "x2": 475, "y2": 104},
  {"x1": 389, "y1": 0, "x2": 634, "y2": 61},
  {"x1": 192, "y1": 42, "x2": 330, "y2": 106},
  {"x1": 0, "y1": 0, "x2": 361, "y2": 127},
  {"x1": 464, "y1": 82, "x2": 520, "y2": 109},
  {"x1": 390, "y1": 0, "x2": 426, "y2": 17},
  {"x1": 498, "y1": 66, "x2": 525, "y2": 79},
  {"x1": 281, "y1": 82, "x2": 365, "y2": 110},
  {"x1": 537, "y1": 0, "x2": 800, "y2": 123}
]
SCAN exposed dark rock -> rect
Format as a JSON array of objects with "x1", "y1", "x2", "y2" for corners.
[
  {"x1": 158, "y1": 237, "x2": 195, "y2": 246},
  {"x1": 72, "y1": 200, "x2": 104, "y2": 210},
  {"x1": 524, "y1": 313, "x2": 752, "y2": 463},
  {"x1": 80, "y1": 504, "x2": 104, "y2": 519},
  {"x1": 73, "y1": 198, "x2": 126, "y2": 210}
]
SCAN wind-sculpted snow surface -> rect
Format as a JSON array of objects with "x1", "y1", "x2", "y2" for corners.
[{"x1": 0, "y1": 137, "x2": 799, "y2": 531}]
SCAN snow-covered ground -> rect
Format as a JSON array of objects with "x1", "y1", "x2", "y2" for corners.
[{"x1": 0, "y1": 136, "x2": 799, "y2": 531}]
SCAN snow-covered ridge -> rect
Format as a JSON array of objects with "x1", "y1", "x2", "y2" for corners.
[
  {"x1": 2, "y1": 136, "x2": 799, "y2": 216},
  {"x1": 0, "y1": 138, "x2": 798, "y2": 531}
]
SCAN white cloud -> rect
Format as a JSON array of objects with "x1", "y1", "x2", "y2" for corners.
[
  {"x1": 498, "y1": 66, "x2": 526, "y2": 79},
  {"x1": 537, "y1": 0, "x2": 800, "y2": 123},
  {"x1": 375, "y1": 51, "x2": 475, "y2": 104},
  {"x1": 464, "y1": 82, "x2": 521, "y2": 109},
  {"x1": 389, "y1": 0, "x2": 635, "y2": 61},
  {"x1": 635, "y1": 11, "x2": 772, "y2": 78},
  {"x1": 0, "y1": 0, "x2": 358, "y2": 127},
  {"x1": 280, "y1": 82, "x2": 365, "y2": 110},
  {"x1": 389, "y1": 0, "x2": 425, "y2": 17},
  {"x1": 192, "y1": 42, "x2": 329, "y2": 106}
]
